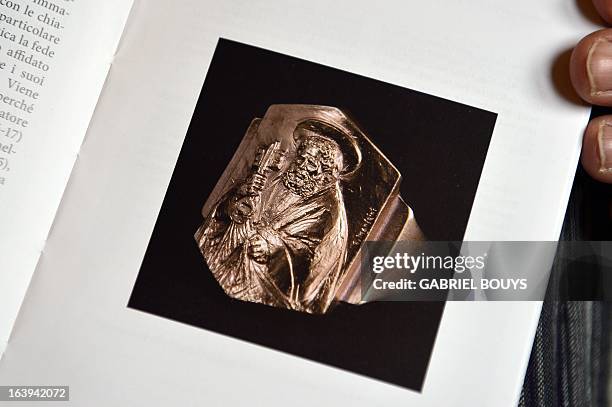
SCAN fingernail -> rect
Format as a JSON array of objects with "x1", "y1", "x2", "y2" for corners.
[
  {"x1": 598, "y1": 123, "x2": 612, "y2": 172},
  {"x1": 588, "y1": 39, "x2": 612, "y2": 95}
]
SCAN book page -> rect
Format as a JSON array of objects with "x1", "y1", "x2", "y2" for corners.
[
  {"x1": 0, "y1": 0, "x2": 597, "y2": 405},
  {"x1": 0, "y1": 0, "x2": 133, "y2": 356}
]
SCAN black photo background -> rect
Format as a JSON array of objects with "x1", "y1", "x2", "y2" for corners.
[{"x1": 129, "y1": 39, "x2": 497, "y2": 390}]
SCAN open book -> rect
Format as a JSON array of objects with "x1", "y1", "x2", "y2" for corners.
[{"x1": 0, "y1": 1, "x2": 597, "y2": 405}]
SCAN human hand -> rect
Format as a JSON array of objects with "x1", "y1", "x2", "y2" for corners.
[
  {"x1": 571, "y1": 0, "x2": 612, "y2": 182},
  {"x1": 247, "y1": 234, "x2": 270, "y2": 264}
]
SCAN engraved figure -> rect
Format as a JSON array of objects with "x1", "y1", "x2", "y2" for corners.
[
  {"x1": 197, "y1": 122, "x2": 351, "y2": 313},
  {"x1": 196, "y1": 104, "x2": 425, "y2": 313}
]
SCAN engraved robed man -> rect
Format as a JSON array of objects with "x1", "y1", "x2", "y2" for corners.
[
  {"x1": 196, "y1": 121, "x2": 356, "y2": 313},
  {"x1": 195, "y1": 104, "x2": 423, "y2": 313}
]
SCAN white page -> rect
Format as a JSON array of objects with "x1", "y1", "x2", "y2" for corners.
[
  {"x1": 0, "y1": 0, "x2": 134, "y2": 357},
  {"x1": 0, "y1": 0, "x2": 596, "y2": 406}
]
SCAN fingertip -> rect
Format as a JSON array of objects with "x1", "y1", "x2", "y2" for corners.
[
  {"x1": 593, "y1": 0, "x2": 612, "y2": 25},
  {"x1": 570, "y1": 29, "x2": 612, "y2": 106},
  {"x1": 582, "y1": 115, "x2": 612, "y2": 183}
]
